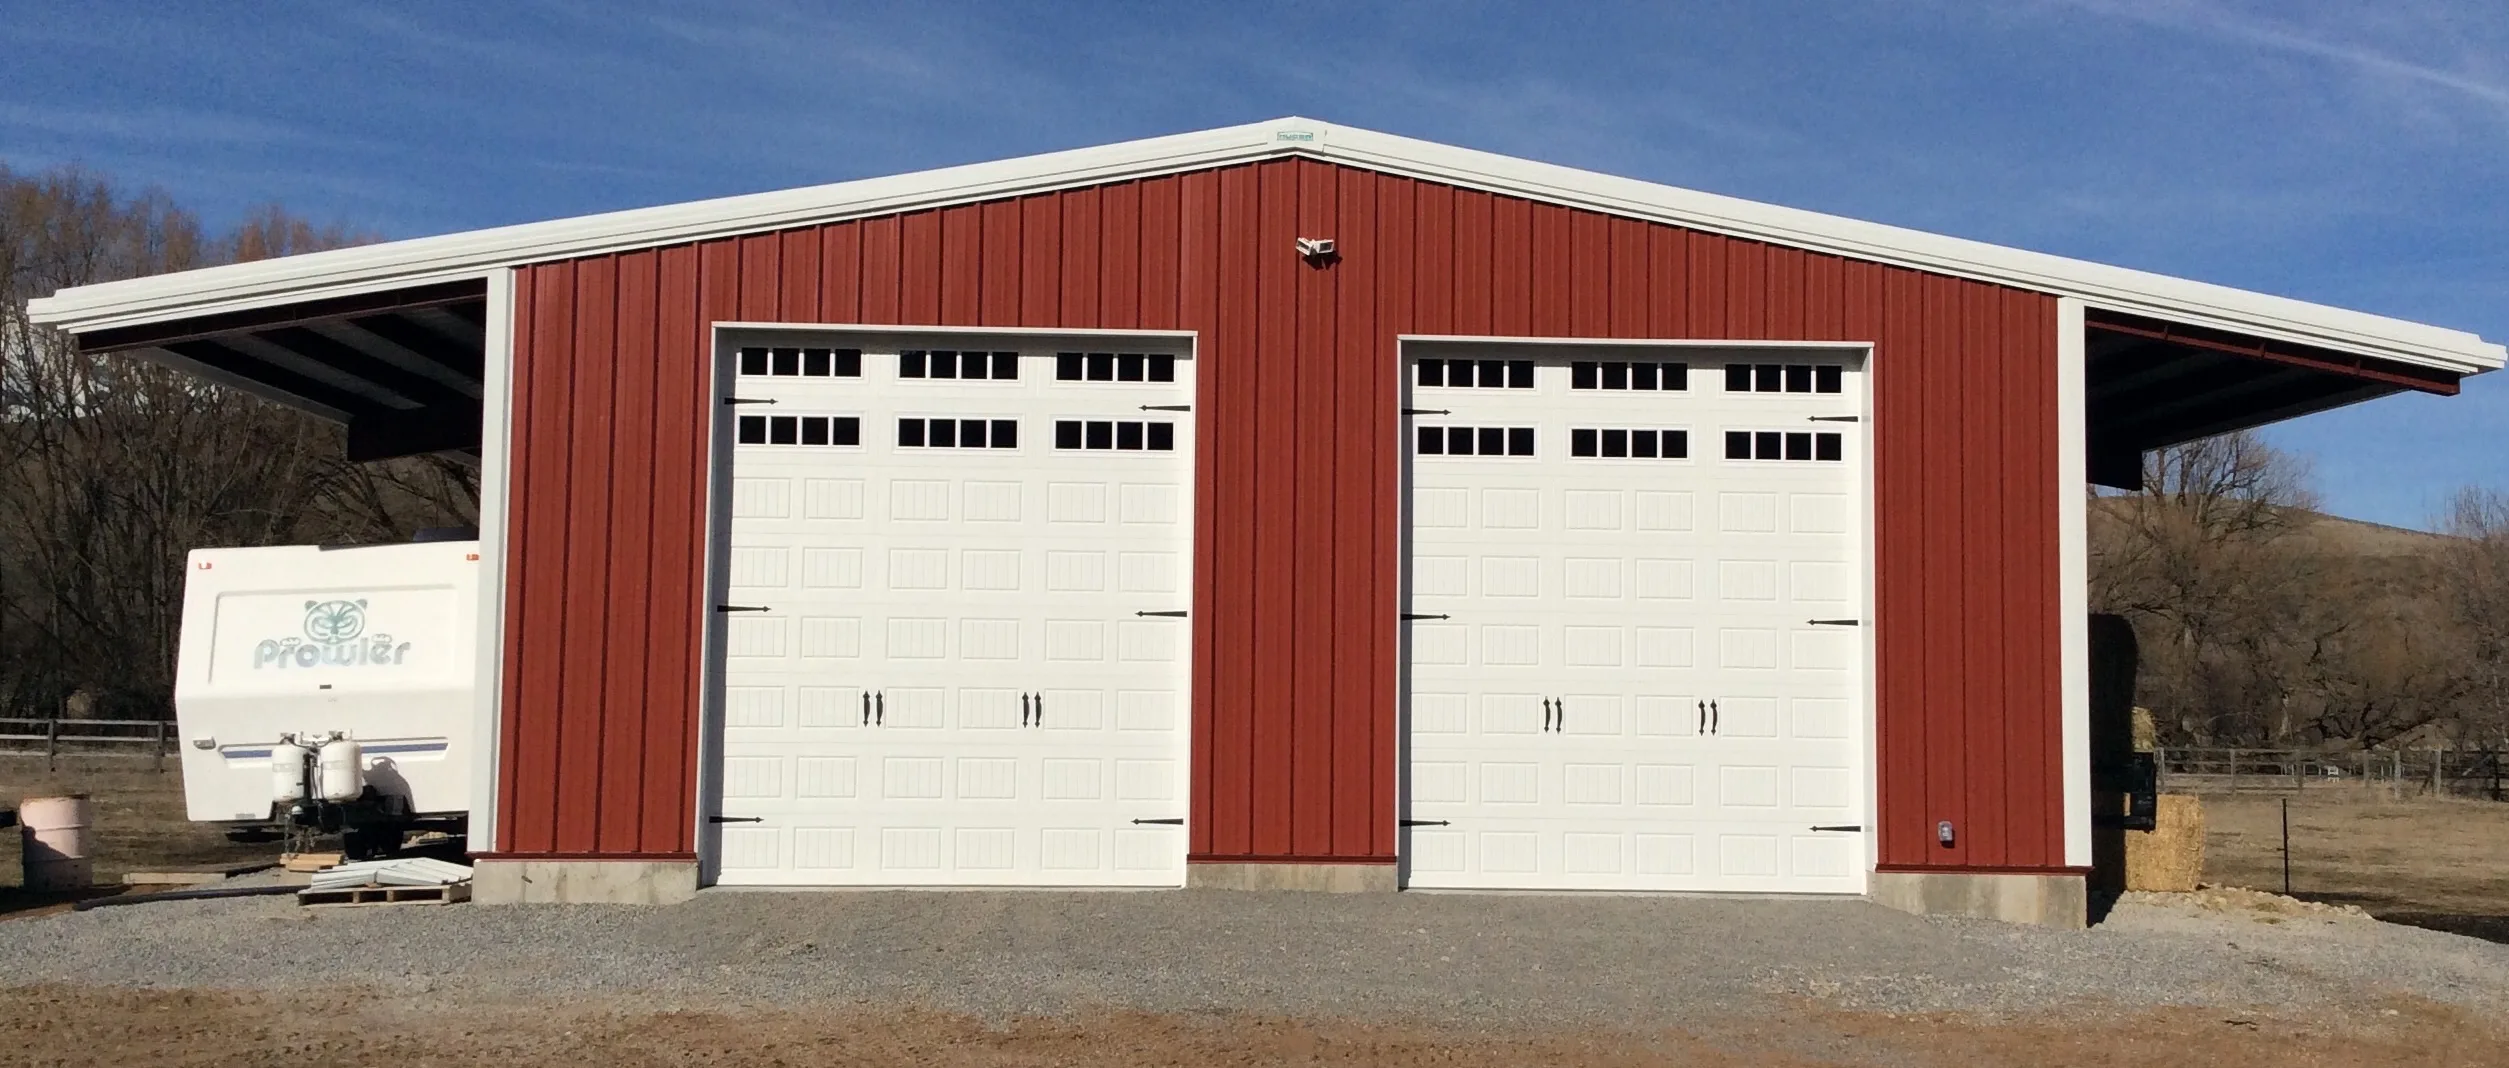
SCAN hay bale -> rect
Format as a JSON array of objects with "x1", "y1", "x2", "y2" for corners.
[
  {"x1": 2125, "y1": 793, "x2": 2204, "y2": 892},
  {"x1": 2130, "y1": 706, "x2": 2158, "y2": 752}
]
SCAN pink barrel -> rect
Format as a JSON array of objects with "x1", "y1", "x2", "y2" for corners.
[{"x1": 19, "y1": 795, "x2": 94, "y2": 891}]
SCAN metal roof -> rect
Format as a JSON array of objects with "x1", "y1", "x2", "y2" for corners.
[{"x1": 29, "y1": 116, "x2": 2504, "y2": 376}]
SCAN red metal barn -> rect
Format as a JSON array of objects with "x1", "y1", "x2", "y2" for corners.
[{"x1": 34, "y1": 120, "x2": 2500, "y2": 924}]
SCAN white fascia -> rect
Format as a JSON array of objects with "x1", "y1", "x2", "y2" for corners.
[{"x1": 30, "y1": 118, "x2": 2505, "y2": 376}]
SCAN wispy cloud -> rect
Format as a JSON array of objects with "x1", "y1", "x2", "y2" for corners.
[{"x1": 2048, "y1": 0, "x2": 2509, "y2": 111}]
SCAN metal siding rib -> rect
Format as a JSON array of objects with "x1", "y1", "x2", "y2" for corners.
[
  {"x1": 938, "y1": 204, "x2": 981, "y2": 325},
  {"x1": 1608, "y1": 216, "x2": 1650, "y2": 338},
  {"x1": 1451, "y1": 188, "x2": 1493, "y2": 337},
  {"x1": 1059, "y1": 187, "x2": 1101, "y2": 328},
  {"x1": 1138, "y1": 176, "x2": 1181, "y2": 331},
  {"x1": 1178, "y1": 169, "x2": 1223, "y2": 854},
  {"x1": 1372, "y1": 174, "x2": 1414, "y2": 857},
  {"x1": 1568, "y1": 208, "x2": 1609, "y2": 336},
  {"x1": 778, "y1": 230, "x2": 820, "y2": 321},
  {"x1": 600, "y1": 250, "x2": 660, "y2": 853},
  {"x1": 1210, "y1": 165, "x2": 1260, "y2": 854},
  {"x1": 1291, "y1": 160, "x2": 1337, "y2": 854},
  {"x1": 647, "y1": 243, "x2": 705, "y2": 853},
  {"x1": 1100, "y1": 181, "x2": 1142, "y2": 327},
  {"x1": 819, "y1": 223, "x2": 862, "y2": 324},
  {"x1": 1251, "y1": 158, "x2": 1298, "y2": 855},
  {"x1": 553, "y1": 255, "x2": 619, "y2": 854},
  {"x1": 1331, "y1": 164, "x2": 1380, "y2": 856},
  {"x1": 858, "y1": 215, "x2": 902, "y2": 324}
]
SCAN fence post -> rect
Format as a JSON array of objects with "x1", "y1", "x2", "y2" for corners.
[
  {"x1": 46, "y1": 717, "x2": 59, "y2": 772},
  {"x1": 2391, "y1": 750, "x2": 2401, "y2": 801},
  {"x1": 155, "y1": 720, "x2": 168, "y2": 773},
  {"x1": 2433, "y1": 745, "x2": 2445, "y2": 796},
  {"x1": 2154, "y1": 746, "x2": 2168, "y2": 793},
  {"x1": 2231, "y1": 748, "x2": 2242, "y2": 793},
  {"x1": 2291, "y1": 750, "x2": 2302, "y2": 792}
]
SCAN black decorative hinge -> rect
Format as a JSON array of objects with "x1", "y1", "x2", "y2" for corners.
[
  {"x1": 1809, "y1": 824, "x2": 1863, "y2": 833},
  {"x1": 722, "y1": 397, "x2": 777, "y2": 405},
  {"x1": 1400, "y1": 613, "x2": 1449, "y2": 621},
  {"x1": 1132, "y1": 818, "x2": 1185, "y2": 825},
  {"x1": 1400, "y1": 819, "x2": 1450, "y2": 827},
  {"x1": 716, "y1": 604, "x2": 771, "y2": 613},
  {"x1": 1402, "y1": 407, "x2": 1450, "y2": 416},
  {"x1": 1807, "y1": 415, "x2": 1857, "y2": 422},
  {"x1": 1137, "y1": 610, "x2": 1189, "y2": 618},
  {"x1": 709, "y1": 815, "x2": 764, "y2": 824},
  {"x1": 1807, "y1": 619, "x2": 1860, "y2": 626},
  {"x1": 1140, "y1": 404, "x2": 1192, "y2": 412}
]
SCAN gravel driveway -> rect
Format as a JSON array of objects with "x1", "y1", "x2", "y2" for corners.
[{"x1": 6, "y1": 886, "x2": 2504, "y2": 1029}]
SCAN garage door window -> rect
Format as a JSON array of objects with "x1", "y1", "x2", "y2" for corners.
[
  {"x1": 1056, "y1": 351, "x2": 1177, "y2": 383},
  {"x1": 898, "y1": 417, "x2": 1019, "y2": 449},
  {"x1": 1723, "y1": 429, "x2": 1843, "y2": 461},
  {"x1": 1417, "y1": 358, "x2": 1534, "y2": 389},
  {"x1": 1054, "y1": 419, "x2": 1176, "y2": 451},
  {"x1": 1569, "y1": 427, "x2": 1688, "y2": 459},
  {"x1": 738, "y1": 414, "x2": 862, "y2": 446},
  {"x1": 1723, "y1": 363, "x2": 1843, "y2": 394},
  {"x1": 1416, "y1": 425, "x2": 1535, "y2": 457},
  {"x1": 901, "y1": 350, "x2": 1018, "y2": 381},
  {"x1": 1570, "y1": 361, "x2": 1688, "y2": 391},
  {"x1": 740, "y1": 346, "x2": 864, "y2": 378}
]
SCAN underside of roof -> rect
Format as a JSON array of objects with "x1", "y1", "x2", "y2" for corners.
[{"x1": 22, "y1": 117, "x2": 2502, "y2": 468}]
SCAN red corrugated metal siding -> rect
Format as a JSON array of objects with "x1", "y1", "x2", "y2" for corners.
[{"x1": 493, "y1": 158, "x2": 2063, "y2": 870}]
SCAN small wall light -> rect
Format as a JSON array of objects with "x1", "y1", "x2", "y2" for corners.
[{"x1": 1295, "y1": 237, "x2": 1337, "y2": 262}]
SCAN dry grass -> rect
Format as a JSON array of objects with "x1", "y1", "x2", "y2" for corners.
[
  {"x1": 0, "y1": 755, "x2": 270, "y2": 892},
  {"x1": 2202, "y1": 788, "x2": 2509, "y2": 943}
]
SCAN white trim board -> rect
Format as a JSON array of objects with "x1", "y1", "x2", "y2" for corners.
[{"x1": 30, "y1": 118, "x2": 2502, "y2": 376}]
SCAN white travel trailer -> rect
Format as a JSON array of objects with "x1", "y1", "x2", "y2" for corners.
[{"x1": 174, "y1": 539, "x2": 479, "y2": 854}]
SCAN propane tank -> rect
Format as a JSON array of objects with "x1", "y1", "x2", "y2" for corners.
[
  {"x1": 317, "y1": 734, "x2": 365, "y2": 803},
  {"x1": 270, "y1": 736, "x2": 311, "y2": 805}
]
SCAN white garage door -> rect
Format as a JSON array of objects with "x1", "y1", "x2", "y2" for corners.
[
  {"x1": 1401, "y1": 349, "x2": 1867, "y2": 893},
  {"x1": 707, "y1": 339, "x2": 1193, "y2": 887}
]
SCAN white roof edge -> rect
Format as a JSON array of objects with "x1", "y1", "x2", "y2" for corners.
[{"x1": 30, "y1": 116, "x2": 2503, "y2": 375}]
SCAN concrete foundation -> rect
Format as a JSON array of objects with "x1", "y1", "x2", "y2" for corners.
[
  {"x1": 471, "y1": 859, "x2": 699, "y2": 905},
  {"x1": 1867, "y1": 870, "x2": 2087, "y2": 928},
  {"x1": 1187, "y1": 862, "x2": 1397, "y2": 893}
]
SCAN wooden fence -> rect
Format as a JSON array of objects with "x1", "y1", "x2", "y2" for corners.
[{"x1": 0, "y1": 717, "x2": 177, "y2": 771}]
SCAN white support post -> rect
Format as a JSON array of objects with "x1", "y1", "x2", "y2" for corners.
[
  {"x1": 2057, "y1": 298, "x2": 2091, "y2": 869},
  {"x1": 469, "y1": 268, "x2": 518, "y2": 853}
]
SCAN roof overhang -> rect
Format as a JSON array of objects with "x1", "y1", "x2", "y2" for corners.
[
  {"x1": 29, "y1": 117, "x2": 2504, "y2": 379},
  {"x1": 25, "y1": 117, "x2": 2501, "y2": 471}
]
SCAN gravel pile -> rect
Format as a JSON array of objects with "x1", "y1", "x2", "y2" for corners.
[{"x1": 3, "y1": 888, "x2": 2503, "y2": 1027}]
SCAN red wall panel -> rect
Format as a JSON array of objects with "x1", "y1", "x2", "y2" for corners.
[{"x1": 494, "y1": 159, "x2": 2065, "y2": 871}]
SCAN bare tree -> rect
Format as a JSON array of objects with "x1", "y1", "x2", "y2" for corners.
[
  {"x1": 0, "y1": 162, "x2": 472, "y2": 720},
  {"x1": 2439, "y1": 488, "x2": 2509, "y2": 746}
]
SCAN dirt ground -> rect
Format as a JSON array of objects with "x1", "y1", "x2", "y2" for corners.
[
  {"x1": 0, "y1": 756, "x2": 272, "y2": 894},
  {"x1": 2199, "y1": 789, "x2": 2509, "y2": 943},
  {"x1": 4, "y1": 985, "x2": 2504, "y2": 1068}
]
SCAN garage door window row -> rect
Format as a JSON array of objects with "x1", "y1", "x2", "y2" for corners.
[
  {"x1": 737, "y1": 414, "x2": 863, "y2": 446},
  {"x1": 1056, "y1": 351, "x2": 1179, "y2": 383},
  {"x1": 900, "y1": 349, "x2": 1019, "y2": 381},
  {"x1": 1571, "y1": 361, "x2": 1689, "y2": 391},
  {"x1": 1416, "y1": 358, "x2": 1535, "y2": 389},
  {"x1": 739, "y1": 346, "x2": 864, "y2": 378},
  {"x1": 1570, "y1": 428, "x2": 1690, "y2": 459},
  {"x1": 1724, "y1": 430, "x2": 1844, "y2": 462},
  {"x1": 1054, "y1": 419, "x2": 1177, "y2": 451},
  {"x1": 1724, "y1": 363, "x2": 1844, "y2": 394},
  {"x1": 898, "y1": 418, "x2": 1019, "y2": 449},
  {"x1": 1415, "y1": 426, "x2": 1537, "y2": 457}
]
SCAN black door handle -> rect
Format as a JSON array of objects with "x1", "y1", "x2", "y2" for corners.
[
  {"x1": 1034, "y1": 692, "x2": 1043, "y2": 727},
  {"x1": 1710, "y1": 699, "x2": 1719, "y2": 735},
  {"x1": 1553, "y1": 697, "x2": 1564, "y2": 733},
  {"x1": 875, "y1": 691, "x2": 884, "y2": 726},
  {"x1": 1697, "y1": 700, "x2": 1706, "y2": 735},
  {"x1": 1541, "y1": 698, "x2": 1553, "y2": 733},
  {"x1": 1020, "y1": 693, "x2": 1031, "y2": 728},
  {"x1": 862, "y1": 691, "x2": 871, "y2": 726}
]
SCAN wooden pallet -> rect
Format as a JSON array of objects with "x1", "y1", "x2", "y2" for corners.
[{"x1": 298, "y1": 882, "x2": 471, "y2": 908}]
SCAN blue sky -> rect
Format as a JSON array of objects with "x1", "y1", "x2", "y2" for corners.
[{"x1": 6, "y1": 1, "x2": 2503, "y2": 527}]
